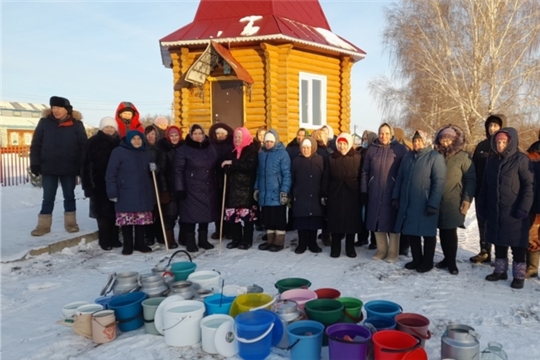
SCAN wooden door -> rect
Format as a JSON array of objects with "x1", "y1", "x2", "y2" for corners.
[{"x1": 211, "y1": 81, "x2": 244, "y2": 129}]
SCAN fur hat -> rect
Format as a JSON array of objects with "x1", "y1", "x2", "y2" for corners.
[
  {"x1": 49, "y1": 96, "x2": 72, "y2": 113},
  {"x1": 99, "y1": 116, "x2": 118, "y2": 131}
]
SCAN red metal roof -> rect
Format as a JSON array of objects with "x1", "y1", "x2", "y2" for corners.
[{"x1": 159, "y1": 0, "x2": 366, "y2": 67}]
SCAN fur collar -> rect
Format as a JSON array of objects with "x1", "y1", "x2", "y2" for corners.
[
  {"x1": 434, "y1": 125, "x2": 466, "y2": 157},
  {"x1": 42, "y1": 108, "x2": 82, "y2": 121},
  {"x1": 185, "y1": 134, "x2": 210, "y2": 149}
]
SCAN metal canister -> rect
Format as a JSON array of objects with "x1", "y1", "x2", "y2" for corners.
[
  {"x1": 273, "y1": 299, "x2": 304, "y2": 349},
  {"x1": 441, "y1": 324, "x2": 481, "y2": 360}
]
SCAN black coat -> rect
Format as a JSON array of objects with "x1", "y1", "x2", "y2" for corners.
[
  {"x1": 291, "y1": 153, "x2": 325, "y2": 218},
  {"x1": 209, "y1": 123, "x2": 234, "y2": 189},
  {"x1": 156, "y1": 137, "x2": 183, "y2": 217},
  {"x1": 528, "y1": 140, "x2": 540, "y2": 214},
  {"x1": 322, "y1": 148, "x2": 362, "y2": 234},
  {"x1": 81, "y1": 131, "x2": 120, "y2": 219},
  {"x1": 478, "y1": 128, "x2": 534, "y2": 247},
  {"x1": 223, "y1": 143, "x2": 259, "y2": 209},
  {"x1": 30, "y1": 109, "x2": 87, "y2": 176},
  {"x1": 286, "y1": 138, "x2": 301, "y2": 162}
]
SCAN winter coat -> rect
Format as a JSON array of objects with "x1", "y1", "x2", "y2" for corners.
[
  {"x1": 315, "y1": 140, "x2": 333, "y2": 159},
  {"x1": 393, "y1": 146, "x2": 447, "y2": 237},
  {"x1": 255, "y1": 130, "x2": 292, "y2": 206},
  {"x1": 105, "y1": 142, "x2": 155, "y2": 213},
  {"x1": 291, "y1": 142, "x2": 325, "y2": 218},
  {"x1": 478, "y1": 128, "x2": 534, "y2": 248},
  {"x1": 527, "y1": 138, "x2": 540, "y2": 214},
  {"x1": 115, "y1": 102, "x2": 143, "y2": 138},
  {"x1": 209, "y1": 123, "x2": 234, "y2": 189},
  {"x1": 286, "y1": 138, "x2": 301, "y2": 162},
  {"x1": 156, "y1": 137, "x2": 183, "y2": 217},
  {"x1": 434, "y1": 125, "x2": 476, "y2": 229},
  {"x1": 30, "y1": 109, "x2": 87, "y2": 176},
  {"x1": 174, "y1": 135, "x2": 220, "y2": 223},
  {"x1": 81, "y1": 131, "x2": 121, "y2": 219},
  {"x1": 223, "y1": 143, "x2": 259, "y2": 209},
  {"x1": 361, "y1": 138, "x2": 408, "y2": 232},
  {"x1": 322, "y1": 147, "x2": 362, "y2": 234}
]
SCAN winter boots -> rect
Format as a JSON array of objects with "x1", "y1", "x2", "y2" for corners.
[
  {"x1": 321, "y1": 231, "x2": 331, "y2": 247},
  {"x1": 405, "y1": 236, "x2": 422, "y2": 270},
  {"x1": 259, "y1": 230, "x2": 275, "y2": 250},
  {"x1": 227, "y1": 223, "x2": 243, "y2": 249},
  {"x1": 437, "y1": 229, "x2": 459, "y2": 275},
  {"x1": 385, "y1": 233, "x2": 400, "y2": 263},
  {"x1": 165, "y1": 230, "x2": 178, "y2": 250},
  {"x1": 238, "y1": 223, "x2": 254, "y2": 250},
  {"x1": 399, "y1": 236, "x2": 409, "y2": 257},
  {"x1": 307, "y1": 230, "x2": 322, "y2": 253},
  {"x1": 295, "y1": 231, "x2": 308, "y2": 254},
  {"x1": 416, "y1": 237, "x2": 436, "y2": 273},
  {"x1": 372, "y1": 232, "x2": 388, "y2": 260},
  {"x1": 511, "y1": 262, "x2": 526, "y2": 289},
  {"x1": 134, "y1": 225, "x2": 152, "y2": 253},
  {"x1": 31, "y1": 214, "x2": 52, "y2": 236},
  {"x1": 198, "y1": 230, "x2": 215, "y2": 250},
  {"x1": 345, "y1": 235, "x2": 357, "y2": 258},
  {"x1": 526, "y1": 251, "x2": 539, "y2": 279},
  {"x1": 330, "y1": 235, "x2": 342, "y2": 258},
  {"x1": 470, "y1": 249, "x2": 491, "y2": 264},
  {"x1": 64, "y1": 211, "x2": 79, "y2": 233},
  {"x1": 269, "y1": 231, "x2": 285, "y2": 252},
  {"x1": 486, "y1": 258, "x2": 509, "y2": 281},
  {"x1": 185, "y1": 232, "x2": 198, "y2": 253},
  {"x1": 121, "y1": 226, "x2": 150, "y2": 255},
  {"x1": 97, "y1": 218, "x2": 118, "y2": 251}
]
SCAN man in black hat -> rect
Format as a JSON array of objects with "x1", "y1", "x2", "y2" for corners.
[{"x1": 29, "y1": 96, "x2": 87, "y2": 236}]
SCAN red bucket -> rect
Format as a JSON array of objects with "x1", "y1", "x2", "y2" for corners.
[
  {"x1": 395, "y1": 313, "x2": 431, "y2": 348},
  {"x1": 372, "y1": 330, "x2": 421, "y2": 360},
  {"x1": 313, "y1": 288, "x2": 341, "y2": 299}
]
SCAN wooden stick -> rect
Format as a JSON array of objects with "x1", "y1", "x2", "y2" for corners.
[
  {"x1": 219, "y1": 173, "x2": 227, "y2": 255},
  {"x1": 151, "y1": 170, "x2": 169, "y2": 253}
]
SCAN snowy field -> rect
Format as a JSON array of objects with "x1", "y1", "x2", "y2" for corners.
[{"x1": 1, "y1": 184, "x2": 539, "y2": 360}]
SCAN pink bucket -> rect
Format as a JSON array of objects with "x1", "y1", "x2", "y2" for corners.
[{"x1": 280, "y1": 289, "x2": 318, "y2": 312}]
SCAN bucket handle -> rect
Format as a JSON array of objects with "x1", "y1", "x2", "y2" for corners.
[
  {"x1": 326, "y1": 330, "x2": 371, "y2": 344},
  {"x1": 408, "y1": 326, "x2": 432, "y2": 340},
  {"x1": 233, "y1": 322, "x2": 274, "y2": 344},
  {"x1": 249, "y1": 295, "x2": 279, "y2": 311},
  {"x1": 344, "y1": 309, "x2": 364, "y2": 324},
  {"x1": 381, "y1": 334, "x2": 422, "y2": 353},
  {"x1": 92, "y1": 316, "x2": 118, "y2": 329},
  {"x1": 100, "y1": 273, "x2": 117, "y2": 296},
  {"x1": 287, "y1": 338, "x2": 301, "y2": 351},
  {"x1": 162, "y1": 315, "x2": 195, "y2": 332},
  {"x1": 166, "y1": 250, "x2": 193, "y2": 267}
]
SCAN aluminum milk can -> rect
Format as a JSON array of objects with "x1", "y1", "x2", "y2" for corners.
[{"x1": 441, "y1": 324, "x2": 481, "y2": 360}]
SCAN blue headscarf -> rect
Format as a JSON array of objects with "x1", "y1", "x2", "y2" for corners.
[{"x1": 125, "y1": 130, "x2": 146, "y2": 151}]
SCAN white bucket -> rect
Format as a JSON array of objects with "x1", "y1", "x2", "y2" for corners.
[
  {"x1": 187, "y1": 270, "x2": 221, "y2": 291},
  {"x1": 200, "y1": 314, "x2": 234, "y2": 354},
  {"x1": 163, "y1": 300, "x2": 205, "y2": 347},
  {"x1": 92, "y1": 310, "x2": 116, "y2": 344}
]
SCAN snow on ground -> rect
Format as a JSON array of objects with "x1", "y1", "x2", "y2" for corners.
[{"x1": 1, "y1": 184, "x2": 540, "y2": 360}]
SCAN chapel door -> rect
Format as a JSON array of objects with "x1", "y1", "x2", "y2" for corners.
[{"x1": 211, "y1": 81, "x2": 244, "y2": 129}]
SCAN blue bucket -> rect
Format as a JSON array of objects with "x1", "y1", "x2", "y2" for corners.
[
  {"x1": 364, "y1": 316, "x2": 397, "y2": 331},
  {"x1": 234, "y1": 310, "x2": 276, "y2": 360},
  {"x1": 287, "y1": 320, "x2": 325, "y2": 360},
  {"x1": 364, "y1": 300, "x2": 402, "y2": 320},
  {"x1": 95, "y1": 295, "x2": 115, "y2": 309},
  {"x1": 108, "y1": 292, "x2": 147, "y2": 332},
  {"x1": 171, "y1": 262, "x2": 197, "y2": 281},
  {"x1": 204, "y1": 294, "x2": 236, "y2": 315}
]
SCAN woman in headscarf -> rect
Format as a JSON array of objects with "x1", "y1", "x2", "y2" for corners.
[
  {"x1": 312, "y1": 129, "x2": 333, "y2": 246},
  {"x1": 174, "y1": 124, "x2": 220, "y2": 252},
  {"x1": 221, "y1": 127, "x2": 259, "y2": 249},
  {"x1": 322, "y1": 133, "x2": 362, "y2": 258}
]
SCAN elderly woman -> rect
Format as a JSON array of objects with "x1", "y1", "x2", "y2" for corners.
[
  {"x1": 480, "y1": 128, "x2": 534, "y2": 289},
  {"x1": 322, "y1": 133, "x2": 362, "y2": 258},
  {"x1": 221, "y1": 127, "x2": 259, "y2": 250},
  {"x1": 291, "y1": 137, "x2": 325, "y2": 254},
  {"x1": 255, "y1": 129, "x2": 292, "y2": 252},
  {"x1": 143, "y1": 125, "x2": 163, "y2": 246},
  {"x1": 175, "y1": 124, "x2": 220, "y2": 252},
  {"x1": 433, "y1": 125, "x2": 476, "y2": 275},
  {"x1": 361, "y1": 123, "x2": 408, "y2": 263},
  {"x1": 393, "y1": 130, "x2": 446, "y2": 273},
  {"x1": 81, "y1": 117, "x2": 121, "y2": 250}
]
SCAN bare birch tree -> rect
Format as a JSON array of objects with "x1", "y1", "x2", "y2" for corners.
[{"x1": 370, "y1": 0, "x2": 540, "y2": 144}]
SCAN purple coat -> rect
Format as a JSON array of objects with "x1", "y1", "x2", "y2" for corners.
[{"x1": 361, "y1": 139, "x2": 407, "y2": 232}]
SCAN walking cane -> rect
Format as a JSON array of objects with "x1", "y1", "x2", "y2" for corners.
[
  {"x1": 219, "y1": 173, "x2": 227, "y2": 255},
  {"x1": 151, "y1": 170, "x2": 169, "y2": 253}
]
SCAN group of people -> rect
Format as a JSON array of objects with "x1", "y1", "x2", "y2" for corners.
[{"x1": 29, "y1": 96, "x2": 539, "y2": 289}]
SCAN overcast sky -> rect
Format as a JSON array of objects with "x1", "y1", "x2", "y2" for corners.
[{"x1": 2, "y1": 0, "x2": 393, "y2": 133}]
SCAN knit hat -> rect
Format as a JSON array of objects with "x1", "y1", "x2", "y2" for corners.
[
  {"x1": 264, "y1": 132, "x2": 276, "y2": 142},
  {"x1": 99, "y1": 116, "x2": 118, "y2": 131},
  {"x1": 126, "y1": 130, "x2": 145, "y2": 150},
  {"x1": 301, "y1": 139, "x2": 312, "y2": 147},
  {"x1": 166, "y1": 126, "x2": 182, "y2": 143},
  {"x1": 439, "y1": 127, "x2": 457, "y2": 140},
  {"x1": 49, "y1": 96, "x2": 72, "y2": 113},
  {"x1": 495, "y1": 132, "x2": 510, "y2": 141},
  {"x1": 153, "y1": 116, "x2": 169, "y2": 128}
]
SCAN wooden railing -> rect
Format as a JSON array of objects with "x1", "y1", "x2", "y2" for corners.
[{"x1": 0, "y1": 146, "x2": 31, "y2": 186}]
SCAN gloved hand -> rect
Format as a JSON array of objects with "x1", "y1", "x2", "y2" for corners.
[
  {"x1": 176, "y1": 190, "x2": 187, "y2": 200},
  {"x1": 149, "y1": 162, "x2": 157, "y2": 172},
  {"x1": 392, "y1": 199, "x2": 399, "y2": 210},
  {"x1": 160, "y1": 192, "x2": 170, "y2": 204},
  {"x1": 514, "y1": 209, "x2": 529, "y2": 219},
  {"x1": 253, "y1": 190, "x2": 259, "y2": 202},
  {"x1": 360, "y1": 192, "x2": 368, "y2": 205},
  {"x1": 30, "y1": 165, "x2": 41, "y2": 176},
  {"x1": 426, "y1": 206, "x2": 438, "y2": 216},
  {"x1": 320, "y1": 197, "x2": 327, "y2": 206},
  {"x1": 460, "y1": 200, "x2": 471, "y2": 216},
  {"x1": 84, "y1": 188, "x2": 95, "y2": 198},
  {"x1": 280, "y1": 192, "x2": 289, "y2": 206},
  {"x1": 109, "y1": 197, "x2": 118, "y2": 203}
]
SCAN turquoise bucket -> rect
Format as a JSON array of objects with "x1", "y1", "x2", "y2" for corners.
[
  {"x1": 171, "y1": 262, "x2": 196, "y2": 281},
  {"x1": 287, "y1": 320, "x2": 325, "y2": 360},
  {"x1": 364, "y1": 300, "x2": 402, "y2": 320},
  {"x1": 204, "y1": 294, "x2": 236, "y2": 315}
]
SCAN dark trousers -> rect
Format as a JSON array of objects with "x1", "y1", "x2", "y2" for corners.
[
  {"x1": 96, "y1": 217, "x2": 118, "y2": 248},
  {"x1": 476, "y1": 216, "x2": 491, "y2": 253},
  {"x1": 40, "y1": 175, "x2": 76, "y2": 214},
  {"x1": 439, "y1": 228, "x2": 458, "y2": 268},
  {"x1": 181, "y1": 223, "x2": 209, "y2": 233},
  {"x1": 495, "y1": 245, "x2": 526, "y2": 263},
  {"x1": 262, "y1": 206, "x2": 287, "y2": 230}
]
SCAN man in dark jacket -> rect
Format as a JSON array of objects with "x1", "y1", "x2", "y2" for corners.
[
  {"x1": 470, "y1": 114, "x2": 506, "y2": 264},
  {"x1": 30, "y1": 96, "x2": 87, "y2": 236}
]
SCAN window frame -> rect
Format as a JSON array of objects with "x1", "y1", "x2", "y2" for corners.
[{"x1": 298, "y1": 72, "x2": 327, "y2": 130}]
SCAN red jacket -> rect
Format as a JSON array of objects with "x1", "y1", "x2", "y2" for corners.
[{"x1": 115, "y1": 101, "x2": 143, "y2": 137}]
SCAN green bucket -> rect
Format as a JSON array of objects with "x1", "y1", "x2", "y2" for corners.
[
  {"x1": 274, "y1": 278, "x2": 311, "y2": 294},
  {"x1": 171, "y1": 262, "x2": 196, "y2": 281},
  {"x1": 304, "y1": 299, "x2": 345, "y2": 346},
  {"x1": 336, "y1": 297, "x2": 364, "y2": 324}
]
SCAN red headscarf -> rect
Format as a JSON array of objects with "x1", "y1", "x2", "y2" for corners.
[{"x1": 233, "y1": 127, "x2": 253, "y2": 159}]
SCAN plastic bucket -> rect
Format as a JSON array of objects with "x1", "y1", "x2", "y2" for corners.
[
  {"x1": 274, "y1": 278, "x2": 311, "y2": 294},
  {"x1": 188, "y1": 270, "x2": 221, "y2": 291},
  {"x1": 313, "y1": 288, "x2": 341, "y2": 299},
  {"x1": 364, "y1": 300, "x2": 402, "y2": 320},
  {"x1": 395, "y1": 313, "x2": 431, "y2": 348},
  {"x1": 200, "y1": 314, "x2": 234, "y2": 354},
  {"x1": 163, "y1": 300, "x2": 205, "y2": 347},
  {"x1": 234, "y1": 311, "x2": 275, "y2": 360},
  {"x1": 205, "y1": 294, "x2": 236, "y2": 315},
  {"x1": 280, "y1": 289, "x2": 318, "y2": 312},
  {"x1": 403, "y1": 347, "x2": 428, "y2": 360},
  {"x1": 171, "y1": 262, "x2": 197, "y2": 281},
  {"x1": 92, "y1": 310, "x2": 116, "y2": 344},
  {"x1": 304, "y1": 299, "x2": 345, "y2": 346},
  {"x1": 336, "y1": 297, "x2": 364, "y2": 323},
  {"x1": 326, "y1": 323, "x2": 372, "y2": 360},
  {"x1": 372, "y1": 330, "x2": 422, "y2": 360},
  {"x1": 234, "y1": 293, "x2": 274, "y2": 315},
  {"x1": 142, "y1": 297, "x2": 166, "y2": 335},
  {"x1": 108, "y1": 291, "x2": 147, "y2": 332},
  {"x1": 364, "y1": 316, "x2": 397, "y2": 331},
  {"x1": 287, "y1": 320, "x2": 325, "y2": 360},
  {"x1": 95, "y1": 296, "x2": 115, "y2": 309}
]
